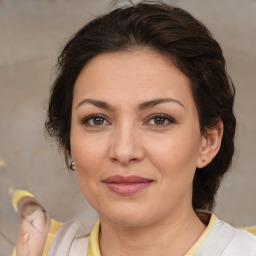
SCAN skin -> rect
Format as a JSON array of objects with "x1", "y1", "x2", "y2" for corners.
[
  {"x1": 70, "y1": 48, "x2": 223, "y2": 256},
  {"x1": 15, "y1": 197, "x2": 51, "y2": 256}
]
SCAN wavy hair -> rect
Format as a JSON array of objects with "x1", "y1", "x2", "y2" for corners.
[{"x1": 45, "y1": 1, "x2": 236, "y2": 211}]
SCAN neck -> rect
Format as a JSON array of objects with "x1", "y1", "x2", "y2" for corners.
[{"x1": 99, "y1": 208, "x2": 207, "y2": 256}]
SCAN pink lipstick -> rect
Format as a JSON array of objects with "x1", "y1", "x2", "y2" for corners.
[{"x1": 103, "y1": 175, "x2": 153, "y2": 195}]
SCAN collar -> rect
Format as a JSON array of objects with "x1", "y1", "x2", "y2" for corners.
[{"x1": 87, "y1": 212, "x2": 218, "y2": 256}]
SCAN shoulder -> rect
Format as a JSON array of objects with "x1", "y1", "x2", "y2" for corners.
[
  {"x1": 212, "y1": 219, "x2": 256, "y2": 255},
  {"x1": 195, "y1": 216, "x2": 256, "y2": 256},
  {"x1": 224, "y1": 222, "x2": 256, "y2": 254},
  {"x1": 47, "y1": 219, "x2": 90, "y2": 256}
]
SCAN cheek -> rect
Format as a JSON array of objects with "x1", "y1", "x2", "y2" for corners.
[
  {"x1": 70, "y1": 127, "x2": 107, "y2": 196},
  {"x1": 71, "y1": 138, "x2": 107, "y2": 210},
  {"x1": 150, "y1": 131, "x2": 200, "y2": 167},
  {"x1": 146, "y1": 127, "x2": 202, "y2": 186},
  {"x1": 70, "y1": 123, "x2": 106, "y2": 168}
]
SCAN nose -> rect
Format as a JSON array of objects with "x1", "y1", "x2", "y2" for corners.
[{"x1": 109, "y1": 122, "x2": 144, "y2": 166}]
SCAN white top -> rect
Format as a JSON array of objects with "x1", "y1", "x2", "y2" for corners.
[
  {"x1": 195, "y1": 219, "x2": 256, "y2": 255},
  {"x1": 47, "y1": 212, "x2": 256, "y2": 255}
]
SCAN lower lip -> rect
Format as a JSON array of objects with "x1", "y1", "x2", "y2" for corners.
[{"x1": 104, "y1": 182, "x2": 152, "y2": 195}]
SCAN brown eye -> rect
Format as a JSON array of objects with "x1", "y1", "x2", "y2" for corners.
[
  {"x1": 147, "y1": 114, "x2": 176, "y2": 127},
  {"x1": 154, "y1": 117, "x2": 166, "y2": 125},
  {"x1": 93, "y1": 117, "x2": 105, "y2": 125},
  {"x1": 81, "y1": 114, "x2": 109, "y2": 126}
]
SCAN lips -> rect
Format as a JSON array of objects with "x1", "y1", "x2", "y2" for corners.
[{"x1": 103, "y1": 175, "x2": 153, "y2": 195}]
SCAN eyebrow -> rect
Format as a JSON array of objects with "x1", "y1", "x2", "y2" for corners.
[{"x1": 76, "y1": 97, "x2": 185, "y2": 111}]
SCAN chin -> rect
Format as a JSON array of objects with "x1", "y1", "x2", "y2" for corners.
[
  {"x1": 108, "y1": 214, "x2": 149, "y2": 227},
  {"x1": 99, "y1": 202, "x2": 154, "y2": 227}
]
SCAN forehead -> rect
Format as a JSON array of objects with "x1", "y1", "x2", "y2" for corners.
[{"x1": 73, "y1": 48, "x2": 194, "y2": 109}]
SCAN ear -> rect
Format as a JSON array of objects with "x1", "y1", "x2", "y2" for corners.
[{"x1": 196, "y1": 120, "x2": 224, "y2": 168}]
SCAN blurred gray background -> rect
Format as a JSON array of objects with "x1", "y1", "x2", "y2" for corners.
[{"x1": 0, "y1": 0, "x2": 255, "y2": 255}]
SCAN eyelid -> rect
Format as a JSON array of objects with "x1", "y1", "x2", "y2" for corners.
[
  {"x1": 145, "y1": 113, "x2": 176, "y2": 127},
  {"x1": 80, "y1": 113, "x2": 176, "y2": 128},
  {"x1": 80, "y1": 114, "x2": 110, "y2": 126}
]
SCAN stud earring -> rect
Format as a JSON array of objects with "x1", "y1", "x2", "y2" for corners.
[{"x1": 70, "y1": 161, "x2": 76, "y2": 171}]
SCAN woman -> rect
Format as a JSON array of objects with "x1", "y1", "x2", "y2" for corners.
[{"x1": 14, "y1": 1, "x2": 256, "y2": 255}]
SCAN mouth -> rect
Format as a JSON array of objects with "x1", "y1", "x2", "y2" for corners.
[{"x1": 102, "y1": 175, "x2": 153, "y2": 195}]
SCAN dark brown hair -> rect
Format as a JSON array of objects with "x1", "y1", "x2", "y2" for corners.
[{"x1": 45, "y1": 1, "x2": 236, "y2": 211}]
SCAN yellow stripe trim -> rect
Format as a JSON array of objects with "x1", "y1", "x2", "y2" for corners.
[
  {"x1": 238, "y1": 226, "x2": 256, "y2": 236},
  {"x1": 43, "y1": 219, "x2": 63, "y2": 255},
  {"x1": 9, "y1": 188, "x2": 34, "y2": 213},
  {"x1": 11, "y1": 247, "x2": 16, "y2": 256},
  {"x1": 87, "y1": 214, "x2": 218, "y2": 256},
  {"x1": 185, "y1": 213, "x2": 218, "y2": 255},
  {"x1": 88, "y1": 220, "x2": 101, "y2": 256}
]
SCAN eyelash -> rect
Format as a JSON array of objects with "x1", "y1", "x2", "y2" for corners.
[{"x1": 80, "y1": 114, "x2": 176, "y2": 128}]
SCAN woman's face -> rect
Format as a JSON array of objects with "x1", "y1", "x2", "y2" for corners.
[{"x1": 70, "y1": 48, "x2": 206, "y2": 226}]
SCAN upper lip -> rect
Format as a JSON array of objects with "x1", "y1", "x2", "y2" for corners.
[{"x1": 103, "y1": 175, "x2": 153, "y2": 183}]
